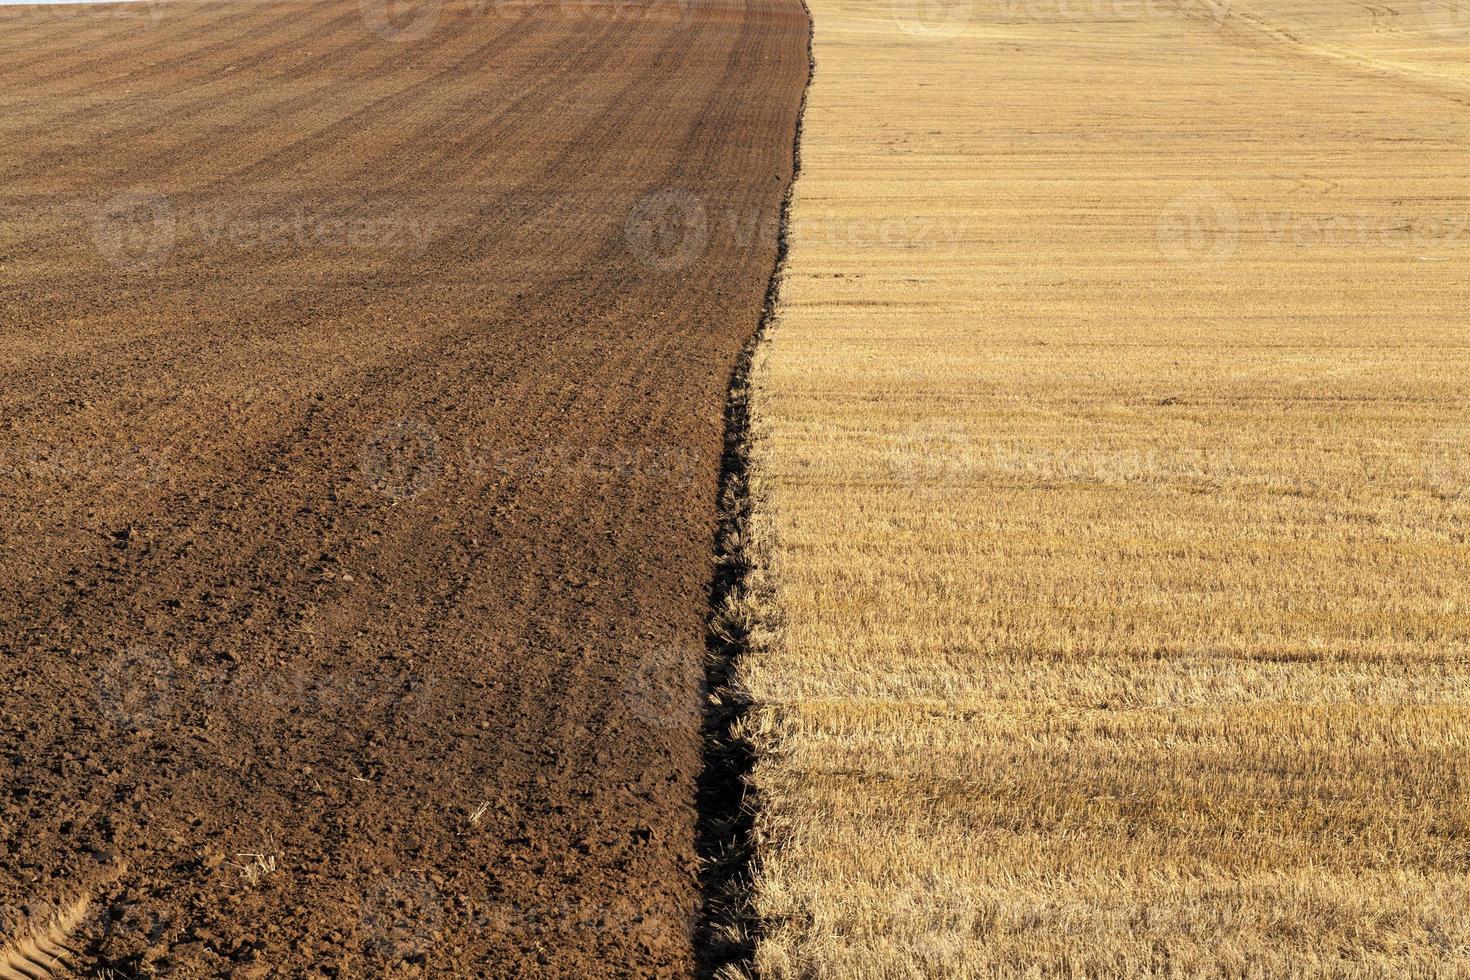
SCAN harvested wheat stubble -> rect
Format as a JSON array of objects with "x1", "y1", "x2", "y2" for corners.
[
  {"x1": 740, "y1": 0, "x2": 1470, "y2": 975},
  {"x1": 0, "y1": 0, "x2": 808, "y2": 975}
]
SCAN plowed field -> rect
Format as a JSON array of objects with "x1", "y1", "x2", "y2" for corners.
[{"x1": 0, "y1": 0, "x2": 808, "y2": 975}]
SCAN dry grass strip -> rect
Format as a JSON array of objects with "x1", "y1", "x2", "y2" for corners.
[{"x1": 737, "y1": 0, "x2": 1470, "y2": 975}]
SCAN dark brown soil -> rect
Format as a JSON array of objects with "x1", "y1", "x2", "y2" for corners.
[{"x1": 0, "y1": 0, "x2": 808, "y2": 974}]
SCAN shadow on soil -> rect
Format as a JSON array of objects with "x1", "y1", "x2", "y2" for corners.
[{"x1": 694, "y1": 3, "x2": 815, "y2": 975}]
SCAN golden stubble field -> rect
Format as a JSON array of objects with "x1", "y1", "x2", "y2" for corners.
[{"x1": 735, "y1": 0, "x2": 1470, "y2": 974}]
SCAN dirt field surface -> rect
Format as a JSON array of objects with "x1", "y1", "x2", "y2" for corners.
[
  {"x1": 0, "y1": 0, "x2": 807, "y2": 975},
  {"x1": 740, "y1": 0, "x2": 1470, "y2": 974}
]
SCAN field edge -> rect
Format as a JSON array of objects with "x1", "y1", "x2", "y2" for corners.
[{"x1": 696, "y1": 0, "x2": 816, "y2": 975}]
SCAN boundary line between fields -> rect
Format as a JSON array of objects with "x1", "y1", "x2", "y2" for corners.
[{"x1": 694, "y1": 0, "x2": 816, "y2": 974}]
